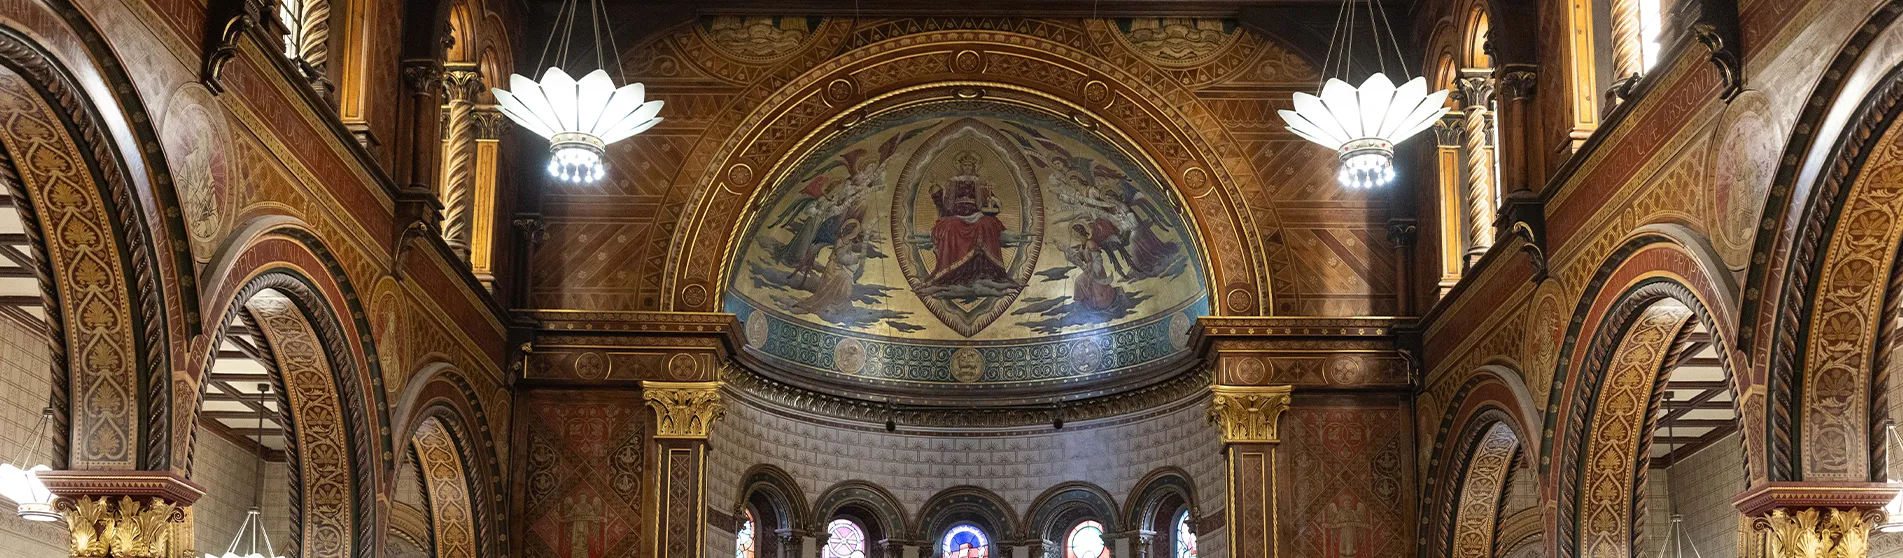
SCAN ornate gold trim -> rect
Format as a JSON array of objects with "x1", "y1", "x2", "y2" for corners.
[
  {"x1": 643, "y1": 381, "x2": 726, "y2": 439},
  {"x1": 1207, "y1": 385, "x2": 1291, "y2": 444}
]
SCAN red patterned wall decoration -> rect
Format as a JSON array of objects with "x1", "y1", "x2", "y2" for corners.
[
  {"x1": 517, "y1": 394, "x2": 648, "y2": 558},
  {"x1": 1281, "y1": 397, "x2": 1415, "y2": 558}
]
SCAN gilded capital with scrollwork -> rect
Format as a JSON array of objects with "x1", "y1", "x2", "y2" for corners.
[
  {"x1": 1207, "y1": 384, "x2": 1292, "y2": 444},
  {"x1": 62, "y1": 495, "x2": 186, "y2": 558},
  {"x1": 1753, "y1": 507, "x2": 1882, "y2": 558},
  {"x1": 642, "y1": 381, "x2": 726, "y2": 439}
]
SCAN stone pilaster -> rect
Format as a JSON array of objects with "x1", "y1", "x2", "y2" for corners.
[
  {"x1": 37, "y1": 471, "x2": 205, "y2": 558},
  {"x1": 644, "y1": 380, "x2": 725, "y2": 558},
  {"x1": 1208, "y1": 384, "x2": 1291, "y2": 558},
  {"x1": 469, "y1": 106, "x2": 505, "y2": 288}
]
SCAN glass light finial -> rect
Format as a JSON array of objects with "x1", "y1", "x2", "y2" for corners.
[
  {"x1": 0, "y1": 407, "x2": 56, "y2": 521},
  {"x1": 1278, "y1": 73, "x2": 1450, "y2": 190},
  {"x1": 492, "y1": 67, "x2": 663, "y2": 184}
]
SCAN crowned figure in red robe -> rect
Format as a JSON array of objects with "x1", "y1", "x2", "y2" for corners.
[{"x1": 926, "y1": 151, "x2": 1012, "y2": 291}]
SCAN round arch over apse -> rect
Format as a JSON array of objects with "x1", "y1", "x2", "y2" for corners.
[
  {"x1": 663, "y1": 25, "x2": 1290, "y2": 321},
  {"x1": 0, "y1": 22, "x2": 200, "y2": 472}
]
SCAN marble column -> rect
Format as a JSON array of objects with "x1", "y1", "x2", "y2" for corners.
[
  {"x1": 644, "y1": 381, "x2": 726, "y2": 558},
  {"x1": 37, "y1": 471, "x2": 205, "y2": 558},
  {"x1": 1207, "y1": 384, "x2": 1292, "y2": 558}
]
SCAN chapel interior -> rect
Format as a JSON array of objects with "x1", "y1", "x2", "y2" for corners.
[{"x1": 0, "y1": 0, "x2": 1888, "y2": 557}]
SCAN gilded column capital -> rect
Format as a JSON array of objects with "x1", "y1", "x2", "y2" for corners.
[
  {"x1": 1207, "y1": 384, "x2": 1292, "y2": 444},
  {"x1": 473, "y1": 106, "x2": 507, "y2": 140},
  {"x1": 1497, "y1": 65, "x2": 1538, "y2": 101},
  {"x1": 1452, "y1": 68, "x2": 1495, "y2": 109},
  {"x1": 441, "y1": 68, "x2": 484, "y2": 102},
  {"x1": 61, "y1": 495, "x2": 188, "y2": 558},
  {"x1": 642, "y1": 380, "x2": 725, "y2": 439},
  {"x1": 1752, "y1": 507, "x2": 1881, "y2": 558}
]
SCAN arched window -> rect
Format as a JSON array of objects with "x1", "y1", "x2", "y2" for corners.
[
  {"x1": 942, "y1": 524, "x2": 990, "y2": 558},
  {"x1": 277, "y1": 0, "x2": 307, "y2": 58},
  {"x1": 1065, "y1": 521, "x2": 1107, "y2": 558},
  {"x1": 1637, "y1": 0, "x2": 1665, "y2": 71},
  {"x1": 1174, "y1": 510, "x2": 1196, "y2": 558},
  {"x1": 735, "y1": 509, "x2": 756, "y2": 558},
  {"x1": 826, "y1": 518, "x2": 867, "y2": 558}
]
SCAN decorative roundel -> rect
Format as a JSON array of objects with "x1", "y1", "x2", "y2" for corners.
[{"x1": 725, "y1": 98, "x2": 1209, "y2": 400}]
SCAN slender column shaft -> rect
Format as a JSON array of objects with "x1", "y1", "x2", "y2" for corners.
[{"x1": 438, "y1": 69, "x2": 481, "y2": 261}]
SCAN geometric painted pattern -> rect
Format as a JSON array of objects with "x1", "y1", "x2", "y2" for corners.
[
  {"x1": 1577, "y1": 304, "x2": 1690, "y2": 558},
  {"x1": 1451, "y1": 423, "x2": 1516, "y2": 558},
  {"x1": 414, "y1": 417, "x2": 477, "y2": 558},
  {"x1": 247, "y1": 290, "x2": 355, "y2": 558}
]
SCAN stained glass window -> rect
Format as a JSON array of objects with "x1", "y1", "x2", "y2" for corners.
[
  {"x1": 1065, "y1": 521, "x2": 1106, "y2": 558},
  {"x1": 825, "y1": 518, "x2": 867, "y2": 558},
  {"x1": 942, "y1": 524, "x2": 990, "y2": 558},
  {"x1": 1174, "y1": 509, "x2": 1197, "y2": 558},
  {"x1": 735, "y1": 509, "x2": 756, "y2": 558}
]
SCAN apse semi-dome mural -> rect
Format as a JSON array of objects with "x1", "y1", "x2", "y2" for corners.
[{"x1": 726, "y1": 99, "x2": 1209, "y2": 400}]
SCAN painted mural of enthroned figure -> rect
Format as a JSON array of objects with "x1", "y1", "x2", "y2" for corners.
[{"x1": 922, "y1": 151, "x2": 1020, "y2": 297}]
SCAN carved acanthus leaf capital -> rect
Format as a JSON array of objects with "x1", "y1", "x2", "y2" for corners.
[
  {"x1": 643, "y1": 381, "x2": 725, "y2": 439},
  {"x1": 1452, "y1": 68, "x2": 1495, "y2": 108},
  {"x1": 1753, "y1": 507, "x2": 1882, "y2": 558},
  {"x1": 441, "y1": 68, "x2": 484, "y2": 102},
  {"x1": 1207, "y1": 385, "x2": 1292, "y2": 444},
  {"x1": 61, "y1": 495, "x2": 186, "y2": 558},
  {"x1": 1497, "y1": 65, "x2": 1538, "y2": 101}
]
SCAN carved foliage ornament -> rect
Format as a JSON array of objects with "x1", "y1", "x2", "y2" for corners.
[
  {"x1": 642, "y1": 381, "x2": 725, "y2": 439},
  {"x1": 1754, "y1": 508, "x2": 1880, "y2": 558},
  {"x1": 1207, "y1": 385, "x2": 1292, "y2": 444},
  {"x1": 63, "y1": 496, "x2": 181, "y2": 558}
]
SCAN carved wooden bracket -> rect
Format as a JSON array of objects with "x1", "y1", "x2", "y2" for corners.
[
  {"x1": 1672, "y1": 0, "x2": 1745, "y2": 101},
  {"x1": 391, "y1": 184, "x2": 444, "y2": 281},
  {"x1": 200, "y1": 0, "x2": 284, "y2": 94},
  {"x1": 1498, "y1": 189, "x2": 1548, "y2": 283}
]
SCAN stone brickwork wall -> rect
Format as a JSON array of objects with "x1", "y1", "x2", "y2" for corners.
[
  {"x1": 1639, "y1": 433, "x2": 1747, "y2": 558},
  {"x1": 0, "y1": 317, "x2": 60, "y2": 558},
  {"x1": 706, "y1": 391, "x2": 1225, "y2": 541}
]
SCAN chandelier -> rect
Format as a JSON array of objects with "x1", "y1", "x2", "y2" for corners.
[
  {"x1": 490, "y1": 0, "x2": 662, "y2": 183},
  {"x1": 0, "y1": 408, "x2": 57, "y2": 521},
  {"x1": 1277, "y1": 0, "x2": 1450, "y2": 189},
  {"x1": 208, "y1": 384, "x2": 284, "y2": 558}
]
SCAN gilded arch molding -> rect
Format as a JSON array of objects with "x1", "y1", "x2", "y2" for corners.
[
  {"x1": 0, "y1": 26, "x2": 188, "y2": 471},
  {"x1": 195, "y1": 269, "x2": 381, "y2": 558},
  {"x1": 1448, "y1": 422, "x2": 1518, "y2": 558},
  {"x1": 663, "y1": 27, "x2": 1278, "y2": 317},
  {"x1": 413, "y1": 416, "x2": 479, "y2": 558},
  {"x1": 393, "y1": 367, "x2": 507, "y2": 558}
]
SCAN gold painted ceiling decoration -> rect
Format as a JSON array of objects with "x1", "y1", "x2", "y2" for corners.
[
  {"x1": 697, "y1": 16, "x2": 824, "y2": 63},
  {"x1": 1111, "y1": 18, "x2": 1242, "y2": 67},
  {"x1": 726, "y1": 99, "x2": 1208, "y2": 401}
]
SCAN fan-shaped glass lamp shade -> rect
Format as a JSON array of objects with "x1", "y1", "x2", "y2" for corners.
[
  {"x1": 0, "y1": 463, "x2": 57, "y2": 521},
  {"x1": 491, "y1": 67, "x2": 665, "y2": 184},
  {"x1": 1277, "y1": 73, "x2": 1450, "y2": 189}
]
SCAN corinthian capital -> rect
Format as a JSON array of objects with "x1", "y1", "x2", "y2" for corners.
[
  {"x1": 643, "y1": 381, "x2": 726, "y2": 439},
  {"x1": 1207, "y1": 384, "x2": 1292, "y2": 444},
  {"x1": 441, "y1": 68, "x2": 484, "y2": 102},
  {"x1": 1755, "y1": 507, "x2": 1881, "y2": 558}
]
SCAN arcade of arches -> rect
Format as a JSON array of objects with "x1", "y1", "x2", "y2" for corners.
[{"x1": 5, "y1": 1, "x2": 1903, "y2": 558}]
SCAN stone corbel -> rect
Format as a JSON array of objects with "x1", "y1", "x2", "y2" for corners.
[
  {"x1": 1497, "y1": 189, "x2": 1548, "y2": 283},
  {"x1": 1672, "y1": 0, "x2": 1744, "y2": 101},
  {"x1": 200, "y1": 0, "x2": 282, "y2": 94},
  {"x1": 390, "y1": 184, "x2": 444, "y2": 281}
]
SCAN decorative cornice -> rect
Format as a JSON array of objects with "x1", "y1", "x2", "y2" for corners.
[
  {"x1": 723, "y1": 359, "x2": 1213, "y2": 430},
  {"x1": 37, "y1": 471, "x2": 206, "y2": 506},
  {"x1": 521, "y1": 310, "x2": 740, "y2": 334},
  {"x1": 643, "y1": 380, "x2": 726, "y2": 439},
  {"x1": 1207, "y1": 384, "x2": 1291, "y2": 444},
  {"x1": 1733, "y1": 482, "x2": 1903, "y2": 517},
  {"x1": 1193, "y1": 316, "x2": 1403, "y2": 338}
]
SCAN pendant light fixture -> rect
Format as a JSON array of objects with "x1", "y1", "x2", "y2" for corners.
[
  {"x1": 1277, "y1": 0, "x2": 1450, "y2": 189},
  {"x1": 0, "y1": 408, "x2": 58, "y2": 521},
  {"x1": 490, "y1": 0, "x2": 662, "y2": 183},
  {"x1": 208, "y1": 384, "x2": 284, "y2": 558},
  {"x1": 1653, "y1": 421, "x2": 1704, "y2": 558}
]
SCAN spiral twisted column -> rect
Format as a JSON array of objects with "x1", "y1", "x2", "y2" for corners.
[
  {"x1": 295, "y1": 0, "x2": 329, "y2": 71},
  {"x1": 1454, "y1": 71, "x2": 1496, "y2": 262},
  {"x1": 439, "y1": 69, "x2": 482, "y2": 262},
  {"x1": 1609, "y1": 0, "x2": 1645, "y2": 80}
]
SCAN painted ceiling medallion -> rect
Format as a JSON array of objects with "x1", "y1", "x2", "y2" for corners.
[{"x1": 727, "y1": 100, "x2": 1209, "y2": 394}]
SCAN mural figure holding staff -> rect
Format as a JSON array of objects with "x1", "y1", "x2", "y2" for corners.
[{"x1": 921, "y1": 151, "x2": 1021, "y2": 298}]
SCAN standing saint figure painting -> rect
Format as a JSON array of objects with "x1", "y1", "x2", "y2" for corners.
[{"x1": 727, "y1": 100, "x2": 1208, "y2": 385}]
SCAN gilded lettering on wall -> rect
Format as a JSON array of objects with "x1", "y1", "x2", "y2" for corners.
[{"x1": 642, "y1": 381, "x2": 725, "y2": 439}]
